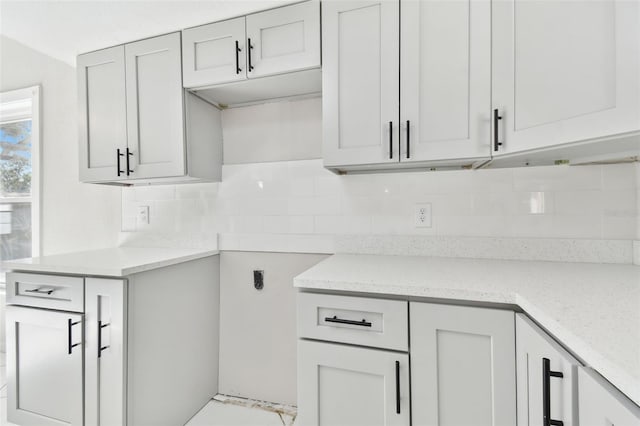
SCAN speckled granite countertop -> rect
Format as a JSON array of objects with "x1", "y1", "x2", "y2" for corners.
[
  {"x1": 2, "y1": 247, "x2": 219, "y2": 277},
  {"x1": 294, "y1": 254, "x2": 640, "y2": 406}
]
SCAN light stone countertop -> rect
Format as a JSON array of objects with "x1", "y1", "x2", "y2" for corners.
[
  {"x1": 1, "y1": 246, "x2": 219, "y2": 277},
  {"x1": 294, "y1": 254, "x2": 640, "y2": 406}
]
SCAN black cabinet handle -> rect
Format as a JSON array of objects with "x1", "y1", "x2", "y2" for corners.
[
  {"x1": 493, "y1": 109, "x2": 503, "y2": 152},
  {"x1": 67, "y1": 318, "x2": 81, "y2": 355},
  {"x1": 406, "y1": 120, "x2": 410, "y2": 159},
  {"x1": 324, "y1": 315, "x2": 372, "y2": 327},
  {"x1": 235, "y1": 40, "x2": 242, "y2": 74},
  {"x1": 117, "y1": 149, "x2": 124, "y2": 177},
  {"x1": 389, "y1": 121, "x2": 393, "y2": 159},
  {"x1": 395, "y1": 360, "x2": 401, "y2": 414},
  {"x1": 24, "y1": 287, "x2": 55, "y2": 295},
  {"x1": 126, "y1": 148, "x2": 133, "y2": 176},
  {"x1": 543, "y1": 358, "x2": 565, "y2": 426},
  {"x1": 98, "y1": 320, "x2": 110, "y2": 358},
  {"x1": 247, "y1": 38, "x2": 254, "y2": 72}
]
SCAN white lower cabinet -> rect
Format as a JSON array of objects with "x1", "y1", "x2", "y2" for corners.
[
  {"x1": 84, "y1": 278, "x2": 126, "y2": 426},
  {"x1": 6, "y1": 307, "x2": 84, "y2": 426},
  {"x1": 578, "y1": 367, "x2": 640, "y2": 426},
  {"x1": 516, "y1": 314, "x2": 580, "y2": 426},
  {"x1": 297, "y1": 340, "x2": 410, "y2": 426},
  {"x1": 410, "y1": 302, "x2": 516, "y2": 426}
]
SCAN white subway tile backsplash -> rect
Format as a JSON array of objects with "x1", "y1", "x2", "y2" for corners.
[{"x1": 122, "y1": 158, "x2": 639, "y2": 244}]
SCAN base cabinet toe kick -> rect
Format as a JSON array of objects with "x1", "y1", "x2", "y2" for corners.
[
  {"x1": 296, "y1": 292, "x2": 640, "y2": 426},
  {"x1": 4, "y1": 255, "x2": 220, "y2": 426}
]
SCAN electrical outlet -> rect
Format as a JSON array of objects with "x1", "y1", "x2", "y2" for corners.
[
  {"x1": 137, "y1": 205, "x2": 150, "y2": 227},
  {"x1": 414, "y1": 203, "x2": 432, "y2": 228}
]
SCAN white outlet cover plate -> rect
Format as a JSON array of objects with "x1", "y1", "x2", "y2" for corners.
[
  {"x1": 137, "y1": 205, "x2": 150, "y2": 226},
  {"x1": 414, "y1": 203, "x2": 432, "y2": 228}
]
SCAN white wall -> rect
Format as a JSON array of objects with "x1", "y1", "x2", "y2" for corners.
[{"x1": 0, "y1": 35, "x2": 121, "y2": 255}]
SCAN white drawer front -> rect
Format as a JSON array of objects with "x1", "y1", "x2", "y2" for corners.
[
  {"x1": 7, "y1": 272, "x2": 84, "y2": 312},
  {"x1": 297, "y1": 292, "x2": 408, "y2": 351}
]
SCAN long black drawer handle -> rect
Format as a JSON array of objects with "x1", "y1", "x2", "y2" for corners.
[
  {"x1": 395, "y1": 360, "x2": 401, "y2": 414},
  {"x1": 98, "y1": 320, "x2": 110, "y2": 358},
  {"x1": 389, "y1": 121, "x2": 393, "y2": 159},
  {"x1": 235, "y1": 40, "x2": 242, "y2": 74},
  {"x1": 543, "y1": 357, "x2": 564, "y2": 426},
  {"x1": 324, "y1": 315, "x2": 372, "y2": 327},
  {"x1": 406, "y1": 120, "x2": 410, "y2": 159},
  {"x1": 117, "y1": 149, "x2": 124, "y2": 177},
  {"x1": 24, "y1": 287, "x2": 55, "y2": 295},
  {"x1": 247, "y1": 38, "x2": 254, "y2": 72},
  {"x1": 67, "y1": 318, "x2": 81, "y2": 355},
  {"x1": 126, "y1": 148, "x2": 133, "y2": 176},
  {"x1": 493, "y1": 109, "x2": 503, "y2": 152}
]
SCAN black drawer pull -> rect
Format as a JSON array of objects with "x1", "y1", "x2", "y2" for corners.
[
  {"x1": 493, "y1": 109, "x2": 503, "y2": 152},
  {"x1": 24, "y1": 287, "x2": 55, "y2": 295},
  {"x1": 117, "y1": 149, "x2": 124, "y2": 177},
  {"x1": 67, "y1": 318, "x2": 81, "y2": 355},
  {"x1": 98, "y1": 320, "x2": 110, "y2": 358},
  {"x1": 395, "y1": 360, "x2": 401, "y2": 414},
  {"x1": 324, "y1": 315, "x2": 372, "y2": 327},
  {"x1": 126, "y1": 148, "x2": 133, "y2": 176},
  {"x1": 235, "y1": 40, "x2": 242, "y2": 74},
  {"x1": 389, "y1": 121, "x2": 393, "y2": 159},
  {"x1": 543, "y1": 357, "x2": 565, "y2": 426},
  {"x1": 247, "y1": 38, "x2": 254, "y2": 72}
]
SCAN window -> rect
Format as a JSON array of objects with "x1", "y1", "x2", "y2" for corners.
[{"x1": 0, "y1": 86, "x2": 40, "y2": 285}]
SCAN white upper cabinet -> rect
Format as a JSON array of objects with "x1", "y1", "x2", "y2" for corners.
[
  {"x1": 323, "y1": 0, "x2": 400, "y2": 168},
  {"x1": 410, "y1": 303, "x2": 516, "y2": 426},
  {"x1": 77, "y1": 46, "x2": 127, "y2": 182},
  {"x1": 492, "y1": 0, "x2": 640, "y2": 155},
  {"x1": 125, "y1": 32, "x2": 186, "y2": 180},
  {"x1": 182, "y1": 18, "x2": 246, "y2": 88},
  {"x1": 182, "y1": 1, "x2": 320, "y2": 90},
  {"x1": 78, "y1": 32, "x2": 222, "y2": 185},
  {"x1": 516, "y1": 314, "x2": 580, "y2": 426},
  {"x1": 401, "y1": 0, "x2": 491, "y2": 163},
  {"x1": 246, "y1": 1, "x2": 320, "y2": 79}
]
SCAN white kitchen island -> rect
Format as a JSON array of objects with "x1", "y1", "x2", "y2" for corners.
[{"x1": 2, "y1": 246, "x2": 220, "y2": 426}]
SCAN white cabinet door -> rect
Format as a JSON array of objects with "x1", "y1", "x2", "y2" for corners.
[
  {"x1": 125, "y1": 32, "x2": 185, "y2": 180},
  {"x1": 297, "y1": 340, "x2": 410, "y2": 426},
  {"x1": 492, "y1": 0, "x2": 640, "y2": 155},
  {"x1": 182, "y1": 17, "x2": 247, "y2": 88},
  {"x1": 322, "y1": 0, "x2": 400, "y2": 167},
  {"x1": 410, "y1": 303, "x2": 516, "y2": 426},
  {"x1": 401, "y1": 0, "x2": 491, "y2": 163},
  {"x1": 77, "y1": 45, "x2": 127, "y2": 182},
  {"x1": 246, "y1": 1, "x2": 320, "y2": 79},
  {"x1": 6, "y1": 306, "x2": 84, "y2": 426},
  {"x1": 85, "y1": 278, "x2": 127, "y2": 426},
  {"x1": 516, "y1": 314, "x2": 580, "y2": 426},
  {"x1": 578, "y1": 367, "x2": 640, "y2": 426}
]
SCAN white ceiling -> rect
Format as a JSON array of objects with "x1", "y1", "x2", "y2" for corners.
[{"x1": 0, "y1": 0, "x2": 296, "y2": 66}]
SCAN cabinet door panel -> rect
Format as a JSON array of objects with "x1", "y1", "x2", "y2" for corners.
[
  {"x1": 492, "y1": 0, "x2": 640, "y2": 154},
  {"x1": 85, "y1": 278, "x2": 126, "y2": 426},
  {"x1": 401, "y1": 0, "x2": 491, "y2": 162},
  {"x1": 125, "y1": 32, "x2": 185, "y2": 179},
  {"x1": 77, "y1": 46, "x2": 127, "y2": 182},
  {"x1": 322, "y1": 0, "x2": 400, "y2": 167},
  {"x1": 246, "y1": 1, "x2": 320, "y2": 78},
  {"x1": 411, "y1": 303, "x2": 516, "y2": 426},
  {"x1": 297, "y1": 340, "x2": 410, "y2": 426},
  {"x1": 578, "y1": 367, "x2": 640, "y2": 426},
  {"x1": 182, "y1": 17, "x2": 246, "y2": 88},
  {"x1": 6, "y1": 306, "x2": 83, "y2": 426},
  {"x1": 516, "y1": 314, "x2": 580, "y2": 426}
]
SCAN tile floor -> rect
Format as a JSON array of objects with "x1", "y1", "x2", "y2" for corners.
[{"x1": 0, "y1": 352, "x2": 295, "y2": 426}]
